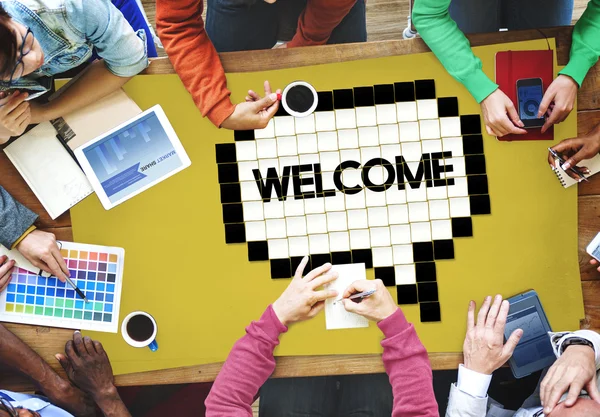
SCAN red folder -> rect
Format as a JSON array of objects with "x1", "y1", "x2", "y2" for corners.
[{"x1": 495, "y1": 50, "x2": 554, "y2": 141}]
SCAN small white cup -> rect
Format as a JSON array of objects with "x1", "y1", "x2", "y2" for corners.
[
  {"x1": 121, "y1": 311, "x2": 158, "y2": 352},
  {"x1": 281, "y1": 81, "x2": 319, "y2": 118}
]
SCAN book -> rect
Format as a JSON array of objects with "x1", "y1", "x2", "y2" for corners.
[
  {"x1": 495, "y1": 49, "x2": 554, "y2": 141},
  {"x1": 552, "y1": 154, "x2": 600, "y2": 188}
]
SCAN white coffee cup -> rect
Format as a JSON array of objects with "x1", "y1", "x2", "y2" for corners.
[{"x1": 121, "y1": 311, "x2": 158, "y2": 351}]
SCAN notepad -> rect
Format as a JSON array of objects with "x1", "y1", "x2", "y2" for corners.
[
  {"x1": 552, "y1": 154, "x2": 600, "y2": 188},
  {"x1": 4, "y1": 122, "x2": 94, "y2": 219},
  {"x1": 0, "y1": 245, "x2": 50, "y2": 276},
  {"x1": 324, "y1": 263, "x2": 370, "y2": 330}
]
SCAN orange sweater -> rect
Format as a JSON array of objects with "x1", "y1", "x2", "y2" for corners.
[{"x1": 156, "y1": 0, "x2": 358, "y2": 127}]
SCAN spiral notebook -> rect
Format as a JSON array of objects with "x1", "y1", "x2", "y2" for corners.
[{"x1": 552, "y1": 154, "x2": 600, "y2": 188}]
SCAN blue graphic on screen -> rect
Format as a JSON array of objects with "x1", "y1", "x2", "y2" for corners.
[
  {"x1": 83, "y1": 112, "x2": 182, "y2": 203},
  {"x1": 518, "y1": 84, "x2": 543, "y2": 120}
]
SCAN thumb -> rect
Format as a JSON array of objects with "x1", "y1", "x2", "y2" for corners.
[
  {"x1": 505, "y1": 101, "x2": 524, "y2": 128},
  {"x1": 55, "y1": 353, "x2": 72, "y2": 375},
  {"x1": 342, "y1": 279, "x2": 371, "y2": 299},
  {"x1": 502, "y1": 328, "x2": 523, "y2": 359},
  {"x1": 538, "y1": 90, "x2": 554, "y2": 118},
  {"x1": 253, "y1": 93, "x2": 278, "y2": 112},
  {"x1": 342, "y1": 298, "x2": 361, "y2": 314}
]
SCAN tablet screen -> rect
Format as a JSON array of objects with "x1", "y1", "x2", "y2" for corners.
[
  {"x1": 81, "y1": 111, "x2": 184, "y2": 204},
  {"x1": 506, "y1": 306, "x2": 554, "y2": 367}
]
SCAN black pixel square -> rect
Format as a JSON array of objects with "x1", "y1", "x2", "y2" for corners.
[
  {"x1": 470, "y1": 195, "x2": 491, "y2": 215},
  {"x1": 467, "y1": 175, "x2": 489, "y2": 195},
  {"x1": 394, "y1": 82, "x2": 415, "y2": 102},
  {"x1": 316, "y1": 91, "x2": 334, "y2": 112},
  {"x1": 397, "y1": 284, "x2": 418, "y2": 304},
  {"x1": 463, "y1": 134, "x2": 484, "y2": 155},
  {"x1": 437, "y1": 97, "x2": 459, "y2": 117},
  {"x1": 412, "y1": 242, "x2": 434, "y2": 263},
  {"x1": 415, "y1": 79, "x2": 436, "y2": 100},
  {"x1": 224, "y1": 223, "x2": 246, "y2": 244},
  {"x1": 415, "y1": 262, "x2": 437, "y2": 283},
  {"x1": 418, "y1": 282, "x2": 439, "y2": 302},
  {"x1": 291, "y1": 256, "x2": 311, "y2": 274},
  {"x1": 233, "y1": 130, "x2": 255, "y2": 141},
  {"x1": 218, "y1": 163, "x2": 239, "y2": 184},
  {"x1": 465, "y1": 155, "x2": 487, "y2": 175},
  {"x1": 220, "y1": 183, "x2": 241, "y2": 204},
  {"x1": 420, "y1": 302, "x2": 441, "y2": 322},
  {"x1": 331, "y1": 251, "x2": 352, "y2": 265},
  {"x1": 333, "y1": 89, "x2": 354, "y2": 109},
  {"x1": 375, "y1": 267, "x2": 396, "y2": 287},
  {"x1": 271, "y1": 259, "x2": 292, "y2": 279},
  {"x1": 374, "y1": 84, "x2": 395, "y2": 105},
  {"x1": 222, "y1": 203, "x2": 244, "y2": 224},
  {"x1": 451, "y1": 217, "x2": 473, "y2": 237},
  {"x1": 352, "y1": 249, "x2": 373, "y2": 268},
  {"x1": 353, "y1": 86, "x2": 375, "y2": 107},
  {"x1": 275, "y1": 102, "x2": 290, "y2": 117},
  {"x1": 311, "y1": 253, "x2": 332, "y2": 268},
  {"x1": 434, "y1": 240, "x2": 455, "y2": 260},
  {"x1": 215, "y1": 143, "x2": 237, "y2": 164},
  {"x1": 248, "y1": 241, "x2": 269, "y2": 261},
  {"x1": 460, "y1": 115, "x2": 482, "y2": 135}
]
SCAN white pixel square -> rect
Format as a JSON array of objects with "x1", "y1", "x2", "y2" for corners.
[
  {"x1": 381, "y1": 144, "x2": 401, "y2": 163},
  {"x1": 288, "y1": 236, "x2": 309, "y2": 256},
  {"x1": 309, "y1": 234, "x2": 330, "y2": 253},
  {"x1": 315, "y1": 111, "x2": 336, "y2": 132},
  {"x1": 390, "y1": 224, "x2": 411, "y2": 244},
  {"x1": 365, "y1": 189, "x2": 387, "y2": 208},
  {"x1": 367, "y1": 206, "x2": 388, "y2": 227},
  {"x1": 388, "y1": 204, "x2": 409, "y2": 224},
  {"x1": 395, "y1": 264, "x2": 416, "y2": 285},
  {"x1": 444, "y1": 157, "x2": 466, "y2": 178},
  {"x1": 385, "y1": 187, "x2": 407, "y2": 205},
  {"x1": 350, "y1": 229, "x2": 371, "y2": 249},
  {"x1": 255, "y1": 119, "x2": 275, "y2": 139},
  {"x1": 306, "y1": 214, "x2": 327, "y2": 234},
  {"x1": 358, "y1": 126, "x2": 379, "y2": 147},
  {"x1": 356, "y1": 107, "x2": 377, "y2": 127},
  {"x1": 325, "y1": 193, "x2": 346, "y2": 212},
  {"x1": 376, "y1": 104, "x2": 397, "y2": 125},
  {"x1": 408, "y1": 201, "x2": 429, "y2": 222},
  {"x1": 431, "y1": 219, "x2": 452, "y2": 240},
  {"x1": 263, "y1": 200, "x2": 284, "y2": 219},
  {"x1": 447, "y1": 177, "x2": 468, "y2": 198},
  {"x1": 329, "y1": 231, "x2": 350, "y2": 252},
  {"x1": 317, "y1": 131, "x2": 339, "y2": 152},
  {"x1": 238, "y1": 161, "x2": 259, "y2": 182},
  {"x1": 268, "y1": 239, "x2": 289, "y2": 259},
  {"x1": 327, "y1": 211, "x2": 348, "y2": 232},
  {"x1": 429, "y1": 199, "x2": 450, "y2": 220},
  {"x1": 258, "y1": 158, "x2": 278, "y2": 175},
  {"x1": 373, "y1": 246, "x2": 394, "y2": 267},
  {"x1": 449, "y1": 197, "x2": 471, "y2": 217},
  {"x1": 347, "y1": 209, "x2": 368, "y2": 229},
  {"x1": 304, "y1": 198, "x2": 325, "y2": 214},
  {"x1": 370, "y1": 226, "x2": 391, "y2": 247},
  {"x1": 241, "y1": 181, "x2": 262, "y2": 201},
  {"x1": 284, "y1": 199, "x2": 305, "y2": 217},
  {"x1": 393, "y1": 244, "x2": 413, "y2": 264},
  {"x1": 296, "y1": 134, "x2": 318, "y2": 154},
  {"x1": 256, "y1": 139, "x2": 278, "y2": 159},
  {"x1": 340, "y1": 148, "x2": 361, "y2": 162},
  {"x1": 299, "y1": 153, "x2": 319, "y2": 166},
  {"x1": 419, "y1": 119, "x2": 441, "y2": 140},
  {"x1": 286, "y1": 216, "x2": 307, "y2": 236},
  {"x1": 442, "y1": 136, "x2": 464, "y2": 157},
  {"x1": 274, "y1": 116, "x2": 295, "y2": 136},
  {"x1": 245, "y1": 221, "x2": 267, "y2": 241},
  {"x1": 345, "y1": 192, "x2": 366, "y2": 210},
  {"x1": 379, "y1": 124, "x2": 400, "y2": 145},
  {"x1": 399, "y1": 122, "x2": 420, "y2": 142},
  {"x1": 411, "y1": 222, "x2": 431, "y2": 242},
  {"x1": 396, "y1": 102, "x2": 418, "y2": 122},
  {"x1": 243, "y1": 201, "x2": 264, "y2": 221},
  {"x1": 277, "y1": 136, "x2": 297, "y2": 156},
  {"x1": 440, "y1": 117, "x2": 461, "y2": 137},
  {"x1": 319, "y1": 151, "x2": 341, "y2": 173},
  {"x1": 417, "y1": 99, "x2": 438, "y2": 120},
  {"x1": 236, "y1": 141, "x2": 257, "y2": 161},
  {"x1": 278, "y1": 156, "x2": 299, "y2": 174},
  {"x1": 338, "y1": 129, "x2": 359, "y2": 149},
  {"x1": 421, "y1": 139, "x2": 443, "y2": 155},
  {"x1": 335, "y1": 109, "x2": 357, "y2": 130},
  {"x1": 401, "y1": 141, "x2": 423, "y2": 162},
  {"x1": 295, "y1": 114, "x2": 316, "y2": 134},
  {"x1": 266, "y1": 218, "x2": 286, "y2": 239},
  {"x1": 360, "y1": 146, "x2": 381, "y2": 164},
  {"x1": 405, "y1": 184, "x2": 428, "y2": 202},
  {"x1": 427, "y1": 185, "x2": 448, "y2": 200}
]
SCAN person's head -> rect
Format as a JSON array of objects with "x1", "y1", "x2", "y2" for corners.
[
  {"x1": 551, "y1": 398, "x2": 600, "y2": 417},
  {"x1": 0, "y1": 5, "x2": 44, "y2": 84},
  {"x1": 0, "y1": 398, "x2": 41, "y2": 417}
]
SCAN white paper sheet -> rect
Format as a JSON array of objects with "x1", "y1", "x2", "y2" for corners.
[{"x1": 324, "y1": 263, "x2": 370, "y2": 330}]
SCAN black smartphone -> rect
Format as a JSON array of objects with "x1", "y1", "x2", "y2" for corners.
[{"x1": 516, "y1": 78, "x2": 545, "y2": 128}]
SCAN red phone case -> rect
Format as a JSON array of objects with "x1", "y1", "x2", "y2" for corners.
[{"x1": 494, "y1": 50, "x2": 554, "y2": 141}]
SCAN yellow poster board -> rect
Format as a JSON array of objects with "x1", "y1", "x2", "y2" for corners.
[{"x1": 71, "y1": 39, "x2": 584, "y2": 375}]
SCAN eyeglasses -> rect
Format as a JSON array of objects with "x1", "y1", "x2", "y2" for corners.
[
  {"x1": 8, "y1": 27, "x2": 35, "y2": 86},
  {"x1": 0, "y1": 398, "x2": 17, "y2": 417}
]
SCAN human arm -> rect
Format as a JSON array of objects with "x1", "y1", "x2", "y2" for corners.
[
  {"x1": 342, "y1": 279, "x2": 438, "y2": 416},
  {"x1": 205, "y1": 258, "x2": 338, "y2": 416},
  {"x1": 287, "y1": 0, "x2": 358, "y2": 47},
  {"x1": 546, "y1": 122, "x2": 600, "y2": 180},
  {"x1": 0, "y1": 91, "x2": 30, "y2": 140},
  {"x1": 0, "y1": 186, "x2": 37, "y2": 250},
  {"x1": 412, "y1": 0, "x2": 526, "y2": 137}
]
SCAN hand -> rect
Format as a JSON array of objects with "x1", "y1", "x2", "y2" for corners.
[
  {"x1": 221, "y1": 80, "x2": 281, "y2": 131},
  {"x1": 29, "y1": 100, "x2": 48, "y2": 124},
  {"x1": 539, "y1": 75, "x2": 578, "y2": 134},
  {"x1": 462, "y1": 295, "x2": 523, "y2": 375},
  {"x1": 56, "y1": 332, "x2": 116, "y2": 401},
  {"x1": 16, "y1": 230, "x2": 70, "y2": 282},
  {"x1": 0, "y1": 90, "x2": 31, "y2": 137},
  {"x1": 540, "y1": 344, "x2": 600, "y2": 414},
  {"x1": 590, "y1": 258, "x2": 600, "y2": 273},
  {"x1": 546, "y1": 124, "x2": 600, "y2": 180},
  {"x1": 272, "y1": 256, "x2": 339, "y2": 326},
  {"x1": 341, "y1": 279, "x2": 397, "y2": 322},
  {"x1": 0, "y1": 255, "x2": 15, "y2": 293},
  {"x1": 480, "y1": 89, "x2": 527, "y2": 137}
]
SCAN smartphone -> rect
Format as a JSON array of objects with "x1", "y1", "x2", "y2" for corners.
[
  {"x1": 516, "y1": 78, "x2": 545, "y2": 128},
  {"x1": 505, "y1": 290, "x2": 555, "y2": 378},
  {"x1": 586, "y1": 232, "x2": 600, "y2": 262}
]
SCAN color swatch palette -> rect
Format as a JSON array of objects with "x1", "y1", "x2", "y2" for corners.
[{"x1": 0, "y1": 242, "x2": 125, "y2": 333}]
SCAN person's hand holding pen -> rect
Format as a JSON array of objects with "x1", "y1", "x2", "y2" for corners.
[
  {"x1": 16, "y1": 230, "x2": 70, "y2": 282},
  {"x1": 547, "y1": 123, "x2": 600, "y2": 181},
  {"x1": 341, "y1": 279, "x2": 398, "y2": 322}
]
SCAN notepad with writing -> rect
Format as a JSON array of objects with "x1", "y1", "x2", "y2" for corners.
[
  {"x1": 552, "y1": 154, "x2": 600, "y2": 188},
  {"x1": 325, "y1": 264, "x2": 370, "y2": 330}
]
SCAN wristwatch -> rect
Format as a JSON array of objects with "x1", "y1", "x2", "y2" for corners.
[{"x1": 561, "y1": 337, "x2": 595, "y2": 354}]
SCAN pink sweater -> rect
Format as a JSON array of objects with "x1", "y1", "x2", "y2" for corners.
[{"x1": 205, "y1": 306, "x2": 439, "y2": 416}]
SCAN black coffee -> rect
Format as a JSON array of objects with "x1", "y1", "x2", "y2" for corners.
[
  {"x1": 285, "y1": 84, "x2": 314, "y2": 113},
  {"x1": 126, "y1": 314, "x2": 154, "y2": 342}
]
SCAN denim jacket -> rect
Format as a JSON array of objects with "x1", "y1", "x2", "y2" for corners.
[{"x1": 0, "y1": 0, "x2": 148, "y2": 93}]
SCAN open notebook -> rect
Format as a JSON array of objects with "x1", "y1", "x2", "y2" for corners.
[
  {"x1": 552, "y1": 154, "x2": 600, "y2": 188},
  {"x1": 4, "y1": 89, "x2": 142, "y2": 219}
]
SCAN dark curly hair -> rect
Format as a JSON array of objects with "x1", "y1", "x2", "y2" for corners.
[{"x1": 0, "y1": 4, "x2": 17, "y2": 80}]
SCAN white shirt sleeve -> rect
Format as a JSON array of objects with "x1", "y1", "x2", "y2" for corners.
[
  {"x1": 456, "y1": 364, "x2": 493, "y2": 399},
  {"x1": 550, "y1": 330, "x2": 600, "y2": 369}
]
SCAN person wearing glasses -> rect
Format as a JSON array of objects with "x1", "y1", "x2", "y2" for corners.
[
  {"x1": 0, "y1": 324, "x2": 131, "y2": 417},
  {"x1": 156, "y1": 0, "x2": 366, "y2": 131},
  {"x1": 0, "y1": 0, "x2": 149, "y2": 141},
  {"x1": 413, "y1": 0, "x2": 600, "y2": 138},
  {"x1": 446, "y1": 295, "x2": 600, "y2": 417}
]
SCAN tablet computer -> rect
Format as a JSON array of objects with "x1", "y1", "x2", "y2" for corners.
[
  {"x1": 505, "y1": 290, "x2": 555, "y2": 378},
  {"x1": 74, "y1": 105, "x2": 191, "y2": 210}
]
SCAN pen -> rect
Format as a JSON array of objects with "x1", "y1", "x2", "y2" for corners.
[
  {"x1": 333, "y1": 289, "x2": 377, "y2": 304},
  {"x1": 64, "y1": 274, "x2": 89, "y2": 303},
  {"x1": 548, "y1": 148, "x2": 589, "y2": 182}
]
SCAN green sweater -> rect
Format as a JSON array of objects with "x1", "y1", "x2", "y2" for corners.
[{"x1": 413, "y1": 0, "x2": 600, "y2": 103}]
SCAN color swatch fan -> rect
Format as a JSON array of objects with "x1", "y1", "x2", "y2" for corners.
[{"x1": 0, "y1": 242, "x2": 124, "y2": 333}]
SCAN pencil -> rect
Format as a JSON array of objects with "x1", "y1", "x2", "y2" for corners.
[{"x1": 64, "y1": 275, "x2": 89, "y2": 303}]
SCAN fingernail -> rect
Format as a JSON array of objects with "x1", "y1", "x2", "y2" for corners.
[
  {"x1": 561, "y1": 162, "x2": 571, "y2": 171},
  {"x1": 518, "y1": 120, "x2": 524, "y2": 127},
  {"x1": 269, "y1": 93, "x2": 277, "y2": 101},
  {"x1": 74, "y1": 330, "x2": 80, "y2": 334},
  {"x1": 276, "y1": 93, "x2": 282, "y2": 101}
]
